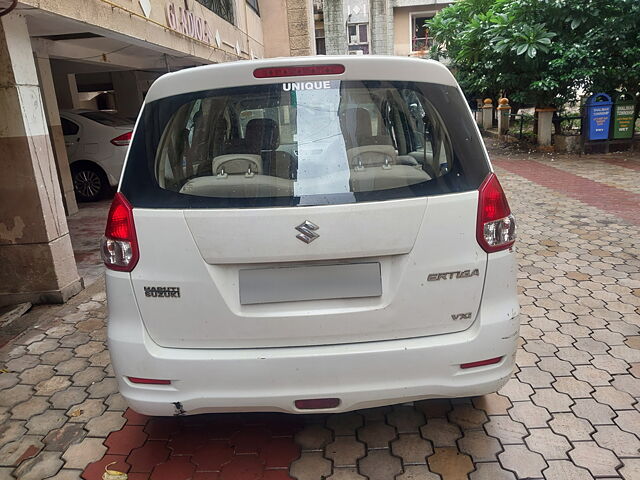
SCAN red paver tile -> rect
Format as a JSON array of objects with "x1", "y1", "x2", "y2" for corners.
[
  {"x1": 150, "y1": 456, "x2": 196, "y2": 480},
  {"x1": 193, "y1": 472, "x2": 221, "y2": 480},
  {"x1": 82, "y1": 454, "x2": 130, "y2": 480},
  {"x1": 264, "y1": 417, "x2": 304, "y2": 437},
  {"x1": 124, "y1": 408, "x2": 151, "y2": 426},
  {"x1": 144, "y1": 417, "x2": 182, "y2": 440},
  {"x1": 168, "y1": 429, "x2": 212, "y2": 455},
  {"x1": 259, "y1": 438, "x2": 301, "y2": 468},
  {"x1": 190, "y1": 416, "x2": 239, "y2": 440},
  {"x1": 229, "y1": 427, "x2": 272, "y2": 454},
  {"x1": 493, "y1": 159, "x2": 640, "y2": 226},
  {"x1": 191, "y1": 441, "x2": 234, "y2": 471},
  {"x1": 105, "y1": 425, "x2": 149, "y2": 455},
  {"x1": 15, "y1": 444, "x2": 41, "y2": 465},
  {"x1": 127, "y1": 441, "x2": 171, "y2": 473},
  {"x1": 262, "y1": 471, "x2": 295, "y2": 480},
  {"x1": 128, "y1": 473, "x2": 151, "y2": 480},
  {"x1": 219, "y1": 455, "x2": 264, "y2": 480}
]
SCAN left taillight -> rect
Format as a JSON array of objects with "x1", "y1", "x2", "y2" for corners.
[
  {"x1": 101, "y1": 193, "x2": 139, "y2": 271},
  {"x1": 110, "y1": 131, "x2": 132, "y2": 146}
]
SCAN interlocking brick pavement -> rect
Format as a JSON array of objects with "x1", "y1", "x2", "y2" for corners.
[{"x1": 0, "y1": 139, "x2": 639, "y2": 479}]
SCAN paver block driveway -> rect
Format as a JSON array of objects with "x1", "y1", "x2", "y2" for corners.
[{"x1": 0, "y1": 139, "x2": 639, "y2": 479}]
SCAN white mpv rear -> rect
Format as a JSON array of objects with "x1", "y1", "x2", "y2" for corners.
[{"x1": 102, "y1": 56, "x2": 519, "y2": 416}]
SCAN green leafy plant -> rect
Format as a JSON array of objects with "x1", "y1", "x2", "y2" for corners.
[{"x1": 427, "y1": 0, "x2": 640, "y2": 109}]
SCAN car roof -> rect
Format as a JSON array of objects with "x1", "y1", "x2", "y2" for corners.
[{"x1": 144, "y1": 55, "x2": 459, "y2": 104}]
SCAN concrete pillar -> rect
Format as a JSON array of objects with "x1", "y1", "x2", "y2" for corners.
[
  {"x1": 33, "y1": 42, "x2": 79, "y2": 216},
  {"x1": 52, "y1": 70, "x2": 80, "y2": 110},
  {"x1": 112, "y1": 70, "x2": 143, "y2": 118},
  {"x1": 370, "y1": 0, "x2": 393, "y2": 55},
  {"x1": 497, "y1": 97, "x2": 511, "y2": 135},
  {"x1": 0, "y1": 13, "x2": 83, "y2": 307},
  {"x1": 482, "y1": 98, "x2": 494, "y2": 130},
  {"x1": 324, "y1": 0, "x2": 347, "y2": 55},
  {"x1": 536, "y1": 108, "x2": 555, "y2": 146},
  {"x1": 286, "y1": 0, "x2": 316, "y2": 56},
  {"x1": 475, "y1": 99, "x2": 483, "y2": 126}
]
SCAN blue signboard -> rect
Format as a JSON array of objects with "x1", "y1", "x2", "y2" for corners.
[{"x1": 585, "y1": 93, "x2": 613, "y2": 141}]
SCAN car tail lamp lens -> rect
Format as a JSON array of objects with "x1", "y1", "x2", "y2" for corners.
[
  {"x1": 253, "y1": 64, "x2": 345, "y2": 78},
  {"x1": 294, "y1": 398, "x2": 341, "y2": 410},
  {"x1": 111, "y1": 131, "x2": 132, "y2": 146},
  {"x1": 460, "y1": 357, "x2": 503, "y2": 369},
  {"x1": 101, "y1": 193, "x2": 139, "y2": 271},
  {"x1": 128, "y1": 377, "x2": 171, "y2": 385},
  {"x1": 477, "y1": 173, "x2": 516, "y2": 253}
]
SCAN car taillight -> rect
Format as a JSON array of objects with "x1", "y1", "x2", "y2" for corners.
[
  {"x1": 253, "y1": 64, "x2": 345, "y2": 78},
  {"x1": 476, "y1": 173, "x2": 516, "y2": 253},
  {"x1": 101, "y1": 193, "x2": 139, "y2": 271},
  {"x1": 110, "y1": 131, "x2": 132, "y2": 146}
]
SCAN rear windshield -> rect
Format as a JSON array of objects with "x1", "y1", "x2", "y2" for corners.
[
  {"x1": 122, "y1": 80, "x2": 489, "y2": 208},
  {"x1": 80, "y1": 111, "x2": 132, "y2": 127}
]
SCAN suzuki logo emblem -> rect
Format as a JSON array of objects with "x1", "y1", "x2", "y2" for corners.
[{"x1": 295, "y1": 220, "x2": 319, "y2": 244}]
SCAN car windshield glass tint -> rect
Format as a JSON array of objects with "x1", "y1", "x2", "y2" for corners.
[
  {"x1": 123, "y1": 80, "x2": 489, "y2": 208},
  {"x1": 80, "y1": 111, "x2": 132, "y2": 127}
]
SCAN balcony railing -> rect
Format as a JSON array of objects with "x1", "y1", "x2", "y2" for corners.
[{"x1": 411, "y1": 37, "x2": 434, "y2": 53}]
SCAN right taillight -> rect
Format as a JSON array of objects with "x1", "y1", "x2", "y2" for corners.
[
  {"x1": 101, "y1": 193, "x2": 139, "y2": 271},
  {"x1": 476, "y1": 173, "x2": 516, "y2": 253}
]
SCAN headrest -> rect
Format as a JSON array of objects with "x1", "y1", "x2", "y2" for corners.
[
  {"x1": 246, "y1": 118, "x2": 280, "y2": 151},
  {"x1": 341, "y1": 107, "x2": 373, "y2": 138},
  {"x1": 212, "y1": 154, "x2": 263, "y2": 175}
]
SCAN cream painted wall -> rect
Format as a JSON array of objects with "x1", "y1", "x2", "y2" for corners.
[
  {"x1": 21, "y1": 0, "x2": 265, "y2": 63},
  {"x1": 393, "y1": 5, "x2": 445, "y2": 56},
  {"x1": 261, "y1": 0, "x2": 292, "y2": 58}
]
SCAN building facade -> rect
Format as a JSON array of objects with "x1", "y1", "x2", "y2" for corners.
[
  {"x1": 315, "y1": 0, "x2": 451, "y2": 57},
  {"x1": 0, "y1": 0, "x2": 314, "y2": 307}
]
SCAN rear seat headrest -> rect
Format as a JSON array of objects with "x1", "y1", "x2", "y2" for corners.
[{"x1": 246, "y1": 118, "x2": 280, "y2": 151}]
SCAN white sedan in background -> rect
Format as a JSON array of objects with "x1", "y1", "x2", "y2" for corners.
[{"x1": 60, "y1": 110, "x2": 134, "y2": 201}]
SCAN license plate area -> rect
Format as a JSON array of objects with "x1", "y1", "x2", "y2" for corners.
[{"x1": 239, "y1": 262, "x2": 382, "y2": 305}]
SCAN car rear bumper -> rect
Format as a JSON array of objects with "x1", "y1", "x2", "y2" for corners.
[
  {"x1": 109, "y1": 312, "x2": 519, "y2": 416},
  {"x1": 107, "y1": 249, "x2": 519, "y2": 415}
]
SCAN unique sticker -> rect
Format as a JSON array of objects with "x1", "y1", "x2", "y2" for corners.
[{"x1": 282, "y1": 81, "x2": 334, "y2": 91}]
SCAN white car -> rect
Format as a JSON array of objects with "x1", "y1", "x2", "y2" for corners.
[
  {"x1": 60, "y1": 110, "x2": 134, "y2": 201},
  {"x1": 102, "y1": 56, "x2": 519, "y2": 416}
]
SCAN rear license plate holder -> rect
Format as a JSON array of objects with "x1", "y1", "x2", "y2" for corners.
[{"x1": 239, "y1": 262, "x2": 382, "y2": 305}]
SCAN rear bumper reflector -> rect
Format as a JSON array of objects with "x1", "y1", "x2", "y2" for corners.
[
  {"x1": 460, "y1": 357, "x2": 503, "y2": 369},
  {"x1": 128, "y1": 377, "x2": 171, "y2": 385},
  {"x1": 295, "y1": 398, "x2": 340, "y2": 410}
]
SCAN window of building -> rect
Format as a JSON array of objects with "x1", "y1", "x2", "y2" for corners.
[
  {"x1": 246, "y1": 0, "x2": 259, "y2": 15},
  {"x1": 196, "y1": 0, "x2": 234, "y2": 25},
  {"x1": 315, "y1": 28, "x2": 326, "y2": 55},
  {"x1": 348, "y1": 23, "x2": 369, "y2": 55},
  {"x1": 411, "y1": 15, "x2": 433, "y2": 52}
]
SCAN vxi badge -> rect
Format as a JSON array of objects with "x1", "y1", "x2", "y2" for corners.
[{"x1": 427, "y1": 269, "x2": 480, "y2": 281}]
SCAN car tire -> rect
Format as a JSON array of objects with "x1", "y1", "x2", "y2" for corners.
[{"x1": 71, "y1": 163, "x2": 109, "y2": 202}]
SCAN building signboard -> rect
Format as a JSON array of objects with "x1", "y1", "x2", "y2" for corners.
[{"x1": 166, "y1": 2, "x2": 214, "y2": 45}]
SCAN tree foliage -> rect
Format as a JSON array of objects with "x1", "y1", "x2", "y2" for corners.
[{"x1": 427, "y1": 0, "x2": 640, "y2": 107}]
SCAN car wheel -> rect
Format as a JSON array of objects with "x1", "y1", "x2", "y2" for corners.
[{"x1": 71, "y1": 164, "x2": 108, "y2": 202}]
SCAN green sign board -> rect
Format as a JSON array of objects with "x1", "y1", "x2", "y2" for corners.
[{"x1": 612, "y1": 93, "x2": 636, "y2": 139}]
